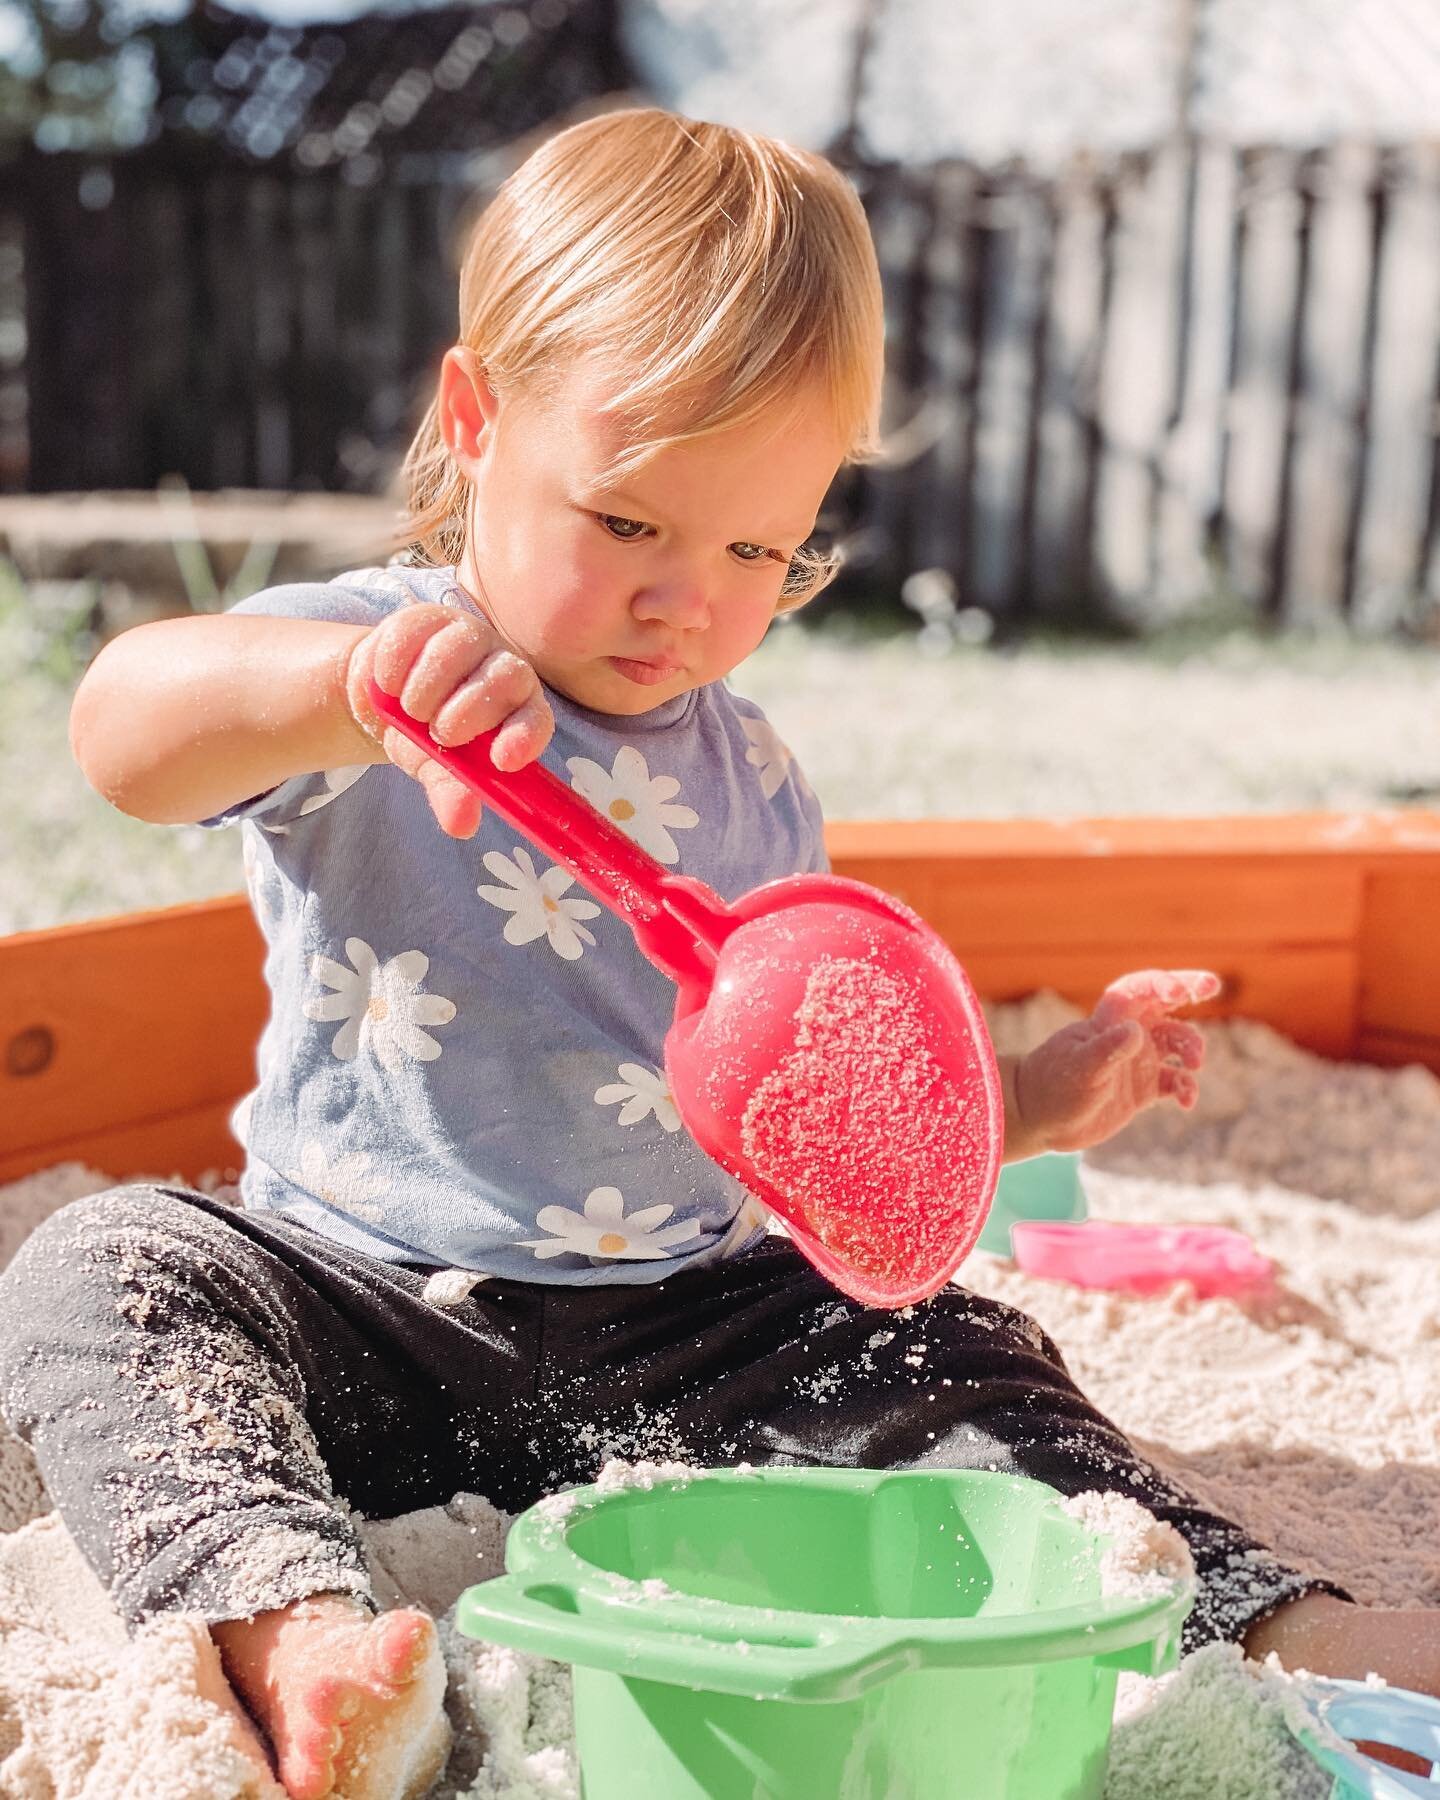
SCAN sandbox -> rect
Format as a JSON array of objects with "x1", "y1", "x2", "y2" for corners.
[{"x1": 2, "y1": 815, "x2": 1438, "y2": 1797}]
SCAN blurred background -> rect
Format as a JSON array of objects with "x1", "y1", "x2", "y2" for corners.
[{"x1": 2, "y1": 0, "x2": 1438, "y2": 931}]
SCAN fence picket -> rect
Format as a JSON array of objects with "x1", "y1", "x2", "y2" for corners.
[
  {"x1": 1154, "y1": 142, "x2": 1239, "y2": 612},
  {"x1": 1029, "y1": 169, "x2": 1107, "y2": 618},
  {"x1": 1352, "y1": 144, "x2": 1440, "y2": 634},
  {"x1": 1092, "y1": 147, "x2": 1187, "y2": 622},
  {"x1": 1222, "y1": 150, "x2": 1306, "y2": 618},
  {"x1": 970, "y1": 178, "x2": 1049, "y2": 616},
  {"x1": 1279, "y1": 142, "x2": 1380, "y2": 628}
]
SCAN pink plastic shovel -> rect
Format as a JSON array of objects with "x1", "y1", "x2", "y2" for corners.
[{"x1": 370, "y1": 683, "x2": 1004, "y2": 1308}]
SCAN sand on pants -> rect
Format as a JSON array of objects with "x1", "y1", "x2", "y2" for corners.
[{"x1": 2, "y1": 1002, "x2": 1439, "y2": 1798}]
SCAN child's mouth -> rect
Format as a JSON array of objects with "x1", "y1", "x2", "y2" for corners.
[{"x1": 608, "y1": 655, "x2": 685, "y2": 687}]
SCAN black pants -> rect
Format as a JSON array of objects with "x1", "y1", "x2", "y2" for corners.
[{"x1": 0, "y1": 1185, "x2": 1340, "y2": 1651}]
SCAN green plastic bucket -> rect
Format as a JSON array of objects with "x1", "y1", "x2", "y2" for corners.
[
  {"x1": 457, "y1": 1467, "x2": 1192, "y2": 1800},
  {"x1": 978, "y1": 1151, "x2": 1089, "y2": 1256}
]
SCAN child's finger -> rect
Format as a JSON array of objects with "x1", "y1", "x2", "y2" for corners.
[
  {"x1": 1094, "y1": 968, "x2": 1222, "y2": 1026},
  {"x1": 1158, "y1": 1066, "x2": 1200, "y2": 1109},
  {"x1": 1152, "y1": 1018, "x2": 1206, "y2": 1069},
  {"x1": 490, "y1": 690, "x2": 556, "y2": 772},
  {"x1": 399, "y1": 618, "x2": 502, "y2": 721},
  {"x1": 431, "y1": 650, "x2": 543, "y2": 748},
  {"x1": 369, "y1": 603, "x2": 463, "y2": 701},
  {"x1": 415, "y1": 760, "x2": 485, "y2": 839}
]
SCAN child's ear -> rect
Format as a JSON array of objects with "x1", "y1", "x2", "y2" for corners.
[{"x1": 438, "y1": 347, "x2": 500, "y2": 470}]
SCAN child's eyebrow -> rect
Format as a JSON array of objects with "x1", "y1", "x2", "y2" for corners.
[{"x1": 581, "y1": 485, "x2": 814, "y2": 545}]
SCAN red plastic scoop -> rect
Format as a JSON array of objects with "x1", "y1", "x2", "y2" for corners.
[{"x1": 370, "y1": 683, "x2": 1004, "y2": 1307}]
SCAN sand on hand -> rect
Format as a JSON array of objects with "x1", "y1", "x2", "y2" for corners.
[{"x1": 2, "y1": 1001, "x2": 1440, "y2": 1797}]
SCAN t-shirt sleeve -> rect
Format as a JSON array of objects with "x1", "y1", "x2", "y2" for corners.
[{"x1": 197, "y1": 573, "x2": 405, "y2": 832}]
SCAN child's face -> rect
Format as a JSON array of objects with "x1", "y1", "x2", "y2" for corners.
[{"x1": 449, "y1": 357, "x2": 846, "y2": 715}]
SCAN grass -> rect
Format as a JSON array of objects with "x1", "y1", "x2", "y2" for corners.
[{"x1": 4, "y1": 564, "x2": 1437, "y2": 934}]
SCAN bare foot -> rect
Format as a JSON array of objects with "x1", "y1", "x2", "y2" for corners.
[{"x1": 211, "y1": 1595, "x2": 450, "y2": 1800}]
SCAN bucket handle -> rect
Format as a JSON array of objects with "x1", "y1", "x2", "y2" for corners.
[
  {"x1": 1296, "y1": 1680, "x2": 1440, "y2": 1797},
  {"x1": 457, "y1": 1579, "x2": 902, "y2": 1702},
  {"x1": 457, "y1": 1577, "x2": 1184, "y2": 1702}
]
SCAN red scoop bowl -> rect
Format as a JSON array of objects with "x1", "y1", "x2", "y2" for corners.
[{"x1": 370, "y1": 683, "x2": 1004, "y2": 1307}]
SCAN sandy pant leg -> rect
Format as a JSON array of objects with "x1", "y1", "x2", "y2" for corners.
[{"x1": 0, "y1": 1185, "x2": 373, "y2": 1626}]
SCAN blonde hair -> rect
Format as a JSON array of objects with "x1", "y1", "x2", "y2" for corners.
[{"x1": 399, "y1": 108, "x2": 884, "y2": 610}]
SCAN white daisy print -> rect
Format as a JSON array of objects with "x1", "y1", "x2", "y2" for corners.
[
  {"x1": 566, "y1": 746, "x2": 699, "y2": 864},
  {"x1": 303, "y1": 937, "x2": 457, "y2": 1070},
  {"x1": 477, "y1": 847, "x2": 600, "y2": 961},
  {"x1": 741, "y1": 716, "x2": 796, "y2": 800},
  {"x1": 297, "y1": 764, "x2": 368, "y2": 817},
  {"x1": 520, "y1": 1187, "x2": 704, "y2": 1261},
  {"x1": 285, "y1": 1140, "x2": 392, "y2": 1223},
  {"x1": 595, "y1": 1061, "x2": 682, "y2": 1132}
]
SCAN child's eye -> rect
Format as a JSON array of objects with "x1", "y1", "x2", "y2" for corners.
[
  {"x1": 596, "y1": 513, "x2": 652, "y2": 542},
  {"x1": 730, "y1": 542, "x2": 776, "y2": 563}
]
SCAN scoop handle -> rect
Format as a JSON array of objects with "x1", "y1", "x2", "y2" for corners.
[{"x1": 368, "y1": 681, "x2": 732, "y2": 986}]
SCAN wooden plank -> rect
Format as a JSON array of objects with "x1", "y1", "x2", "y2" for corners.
[
  {"x1": 0, "y1": 898, "x2": 267, "y2": 1160},
  {"x1": 1223, "y1": 150, "x2": 1306, "y2": 614},
  {"x1": 970, "y1": 177, "x2": 1048, "y2": 617},
  {"x1": 1280, "y1": 142, "x2": 1379, "y2": 627},
  {"x1": 865, "y1": 171, "x2": 939, "y2": 589},
  {"x1": 1355, "y1": 1029, "x2": 1440, "y2": 1075},
  {"x1": 0, "y1": 1100, "x2": 243, "y2": 1189},
  {"x1": 1029, "y1": 170, "x2": 1106, "y2": 618},
  {"x1": 1155, "y1": 142, "x2": 1240, "y2": 612},
  {"x1": 1358, "y1": 867, "x2": 1440, "y2": 1042},
  {"x1": 965, "y1": 945, "x2": 1358, "y2": 1060},
  {"x1": 1351, "y1": 145, "x2": 1440, "y2": 633},
  {"x1": 1093, "y1": 148, "x2": 1186, "y2": 621},
  {"x1": 825, "y1": 811, "x2": 1440, "y2": 863},
  {"x1": 857, "y1": 855, "x2": 1364, "y2": 953},
  {"x1": 913, "y1": 162, "x2": 980, "y2": 586}
]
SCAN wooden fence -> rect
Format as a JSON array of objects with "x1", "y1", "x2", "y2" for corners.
[
  {"x1": 850, "y1": 139, "x2": 1440, "y2": 631},
  {"x1": 9, "y1": 137, "x2": 1440, "y2": 631}
]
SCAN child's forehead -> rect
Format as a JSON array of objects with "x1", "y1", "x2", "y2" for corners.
[{"x1": 517, "y1": 364, "x2": 843, "y2": 530}]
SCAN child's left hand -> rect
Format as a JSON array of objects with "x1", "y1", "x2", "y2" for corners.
[{"x1": 1011, "y1": 969, "x2": 1222, "y2": 1153}]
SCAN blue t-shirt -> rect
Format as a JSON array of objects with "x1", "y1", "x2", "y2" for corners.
[{"x1": 209, "y1": 565, "x2": 827, "y2": 1283}]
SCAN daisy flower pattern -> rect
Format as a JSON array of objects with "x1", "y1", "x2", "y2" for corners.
[
  {"x1": 477, "y1": 847, "x2": 600, "y2": 960},
  {"x1": 285, "y1": 1140, "x2": 391, "y2": 1224},
  {"x1": 595, "y1": 1061, "x2": 682, "y2": 1132},
  {"x1": 303, "y1": 937, "x2": 456, "y2": 1070},
  {"x1": 741, "y1": 716, "x2": 796, "y2": 800},
  {"x1": 566, "y1": 746, "x2": 699, "y2": 864},
  {"x1": 520, "y1": 1187, "x2": 704, "y2": 1262}
]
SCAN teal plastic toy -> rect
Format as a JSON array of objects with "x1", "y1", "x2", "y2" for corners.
[
  {"x1": 978, "y1": 1150, "x2": 1088, "y2": 1255},
  {"x1": 1292, "y1": 1678, "x2": 1440, "y2": 1796},
  {"x1": 457, "y1": 1465, "x2": 1193, "y2": 1800}
]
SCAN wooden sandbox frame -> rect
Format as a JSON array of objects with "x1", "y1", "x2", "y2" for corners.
[{"x1": 3, "y1": 813, "x2": 1438, "y2": 1188}]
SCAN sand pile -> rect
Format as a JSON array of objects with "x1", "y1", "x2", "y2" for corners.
[{"x1": 2, "y1": 1005, "x2": 1439, "y2": 1797}]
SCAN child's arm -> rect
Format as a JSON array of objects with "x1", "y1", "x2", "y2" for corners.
[
  {"x1": 996, "y1": 969, "x2": 1221, "y2": 1161},
  {"x1": 70, "y1": 599, "x2": 550, "y2": 835}
]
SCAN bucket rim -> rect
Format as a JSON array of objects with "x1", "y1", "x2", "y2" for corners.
[{"x1": 456, "y1": 1466, "x2": 1194, "y2": 1699}]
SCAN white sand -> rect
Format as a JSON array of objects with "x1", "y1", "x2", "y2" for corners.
[{"x1": 2, "y1": 1005, "x2": 1439, "y2": 1797}]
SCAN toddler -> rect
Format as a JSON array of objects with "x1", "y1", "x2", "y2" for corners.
[{"x1": 5, "y1": 110, "x2": 1437, "y2": 1800}]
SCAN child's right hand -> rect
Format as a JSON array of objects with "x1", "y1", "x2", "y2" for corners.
[{"x1": 345, "y1": 599, "x2": 554, "y2": 840}]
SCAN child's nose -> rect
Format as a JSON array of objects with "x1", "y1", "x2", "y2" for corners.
[{"x1": 631, "y1": 580, "x2": 711, "y2": 633}]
